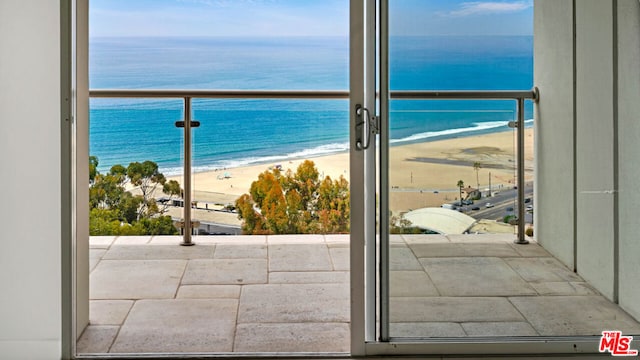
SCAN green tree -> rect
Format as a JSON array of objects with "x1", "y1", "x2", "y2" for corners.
[
  {"x1": 88, "y1": 157, "x2": 181, "y2": 236},
  {"x1": 126, "y1": 160, "x2": 181, "y2": 220},
  {"x1": 316, "y1": 175, "x2": 350, "y2": 233},
  {"x1": 137, "y1": 216, "x2": 182, "y2": 235},
  {"x1": 89, "y1": 172, "x2": 127, "y2": 210},
  {"x1": 89, "y1": 156, "x2": 99, "y2": 183},
  {"x1": 89, "y1": 208, "x2": 121, "y2": 235},
  {"x1": 390, "y1": 213, "x2": 421, "y2": 234},
  {"x1": 457, "y1": 179, "x2": 465, "y2": 206},
  {"x1": 236, "y1": 160, "x2": 349, "y2": 235},
  {"x1": 236, "y1": 193, "x2": 268, "y2": 235}
]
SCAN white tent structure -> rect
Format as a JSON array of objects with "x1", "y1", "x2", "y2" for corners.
[{"x1": 403, "y1": 207, "x2": 477, "y2": 235}]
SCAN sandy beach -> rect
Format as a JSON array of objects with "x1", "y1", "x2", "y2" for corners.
[{"x1": 167, "y1": 128, "x2": 533, "y2": 221}]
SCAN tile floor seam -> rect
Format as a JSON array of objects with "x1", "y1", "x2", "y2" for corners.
[
  {"x1": 414, "y1": 256, "x2": 443, "y2": 297},
  {"x1": 494, "y1": 256, "x2": 538, "y2": 295},
  {"x1": 509, "y1": 242, "x2": 540, "y2": 257},
  {"x1": 231, "y1": 285, "x2": 244, "y2": 351},
  {"x1": 105, "y1": 299, "x2": 136, "y2": 353},
  {"x1": 567, "y1": 281, "x2": 583, "y2": 295},
  {"x1": 326, "y1": 243, "x2": 337, "y2": 271},
  {"x1": 502, "y1": 256, "x2": 546, "y2": 296},
  {"x1": 458, "y1": 321, "x2": 470, "y2": 336},
  {"x1": 173, "y1": 259, "x2": 191, "y2": 299},
  {"x1": 324, "y1": 234, "x2": 337, "y2": 271},
  {"x1": 212, "y1": 243, "x2": 217, "y2": 258},
  {"x1": 266, "y1": 236, "x2": 271, "y2": 273},
  {"x1": 505, "y1": 296, "x2": 542, "y2": 336},
  {"x1": 90, "y1": 251, "x2": 105, "y2": 275}
]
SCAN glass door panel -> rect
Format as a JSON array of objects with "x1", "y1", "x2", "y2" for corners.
[
  {"x1": 386, "y1": 100, "x2": 522, "y2": 339},
  {"x1": 365, "y1": 1, "x2": 640, "y2": 355},
  {"x1": 386, "y1": 100, "x2": 522, "y2": 237},
  {"x1": 379, "y1": 0, "x2": 540, "y2": 342}
]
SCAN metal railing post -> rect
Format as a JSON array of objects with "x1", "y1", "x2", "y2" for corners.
[
  {"x1": 514, "y1": 97, "x2": 529, "y2": 245},
  {"x1": 181, "y1": 97, "x2": 194, "y2": 246}
]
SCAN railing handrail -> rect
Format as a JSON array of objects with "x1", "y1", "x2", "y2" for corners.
[
  {"x1": 89, "y1": 89, "x2": 350, "y2": 99},
  {"x1": 89, "y1": 88, "x2": 538, "y2": 101},
  {"x1": 391, "y1": 89, "x2": 538, "y2": 101}
]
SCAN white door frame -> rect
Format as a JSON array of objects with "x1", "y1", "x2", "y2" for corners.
[
  {"x1": 61, "y1": 0, "x2": 90, "y2": 357},
  {"x1": 349, "y1": 0, "x2": 377, "y2": 355},
  {"x1": 65, "y1": 0, "x2": 607, "y2": 356}
]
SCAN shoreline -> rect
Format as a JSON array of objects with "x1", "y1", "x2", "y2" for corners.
[
  {"x1": 165, "y1": 128, "x2": 533, "y2": 219},
  {"x1": 158, "y1": 124, "x2": 534, "y2": 177}
]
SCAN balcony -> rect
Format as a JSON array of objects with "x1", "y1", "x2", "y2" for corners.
[
  {"x1": 77, "y1": 234, "x2": 640, "y2": 355},
  {"x1": 81, "y1": 89, "x2": 640, "y2": 355}
]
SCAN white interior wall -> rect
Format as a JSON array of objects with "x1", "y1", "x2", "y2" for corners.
[
  {"x1": 0, "y1": 1, "x2": 63, "y2": 358},
  {"x1": 616, "y1": 0, "x2": 640, "y2": 320},
  {"x1": 575, "y1": 0, "x2": 616, "y2": 300},
  {"x1": 536, "y1": 0, "x2": 640, "y2": 319},
  {"x1": 533, "y1": 0, "x2": 576, "y2": 269}
]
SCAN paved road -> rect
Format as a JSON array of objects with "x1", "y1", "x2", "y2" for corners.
[{"x1": 458, "y1": 186, "x2": 534, "y2": 222}]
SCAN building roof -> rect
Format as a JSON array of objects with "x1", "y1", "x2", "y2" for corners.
[{"x1": 403, "y1": 207, "x2": 477, "y2": 235}]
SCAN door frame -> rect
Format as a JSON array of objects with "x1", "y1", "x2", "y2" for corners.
[
  {"x1": 61, "y1": 0, "x2": 90, "y2": 357},
  {"x1": 348, "y1": 0, "x2": 374, "y2": 355},
  {"x1": 64, "y1": 0, "x2": 607, "y2": 357}
]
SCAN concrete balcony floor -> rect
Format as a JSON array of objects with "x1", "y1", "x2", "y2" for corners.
[{"x1": 78, "y1": 234, "x2": 640, "y2": 354}]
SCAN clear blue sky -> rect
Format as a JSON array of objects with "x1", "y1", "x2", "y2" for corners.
[{"x1": 90, "y1": 0, "x2": 533, "y2": 37}]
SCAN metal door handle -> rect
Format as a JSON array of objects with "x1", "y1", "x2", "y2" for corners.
[{"x1": 355, "y1": 104, "x2": 371, "y2": 150}]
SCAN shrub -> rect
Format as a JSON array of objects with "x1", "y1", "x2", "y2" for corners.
[
  {"x1": 525, "y1": 227, "x2": 534, "y2": 237},
  {"x1": 89, "y1": 157, "x2": 181, "y2": 235},
  {"x1": 236, "y1": 160, "x2": 349, "y2": 234}
]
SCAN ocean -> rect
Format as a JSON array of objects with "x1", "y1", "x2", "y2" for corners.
[{"x1": 89, "y1": 36, "x2": 533, "y2": 175}]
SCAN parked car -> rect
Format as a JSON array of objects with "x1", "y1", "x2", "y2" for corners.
[
  {"x1": 526, "y1": 205, "x2": 534, "y2": 211},
  {"x1": 524, "y1": 198, "x2": 532, "y2": 203}
]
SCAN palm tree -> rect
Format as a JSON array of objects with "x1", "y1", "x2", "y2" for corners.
[
  {"x1": 473, "y1": 162, "x2": 481, "y2": 195},
  {"x1": 457, "y1": 179, "x2": 464, "y2": 206}
]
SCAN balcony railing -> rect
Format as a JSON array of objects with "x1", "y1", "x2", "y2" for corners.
[{"x1": 89, "y1": 88, "x2": 538, "y2": 244}]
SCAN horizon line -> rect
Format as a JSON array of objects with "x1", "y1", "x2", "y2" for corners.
[{"x1": 90, "y1": 34, "x2": 534, "y2": 39}]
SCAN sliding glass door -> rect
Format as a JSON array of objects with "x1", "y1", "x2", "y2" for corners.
[{"x1": 350, "y1": 0, "x2": 612, "y2": 356}]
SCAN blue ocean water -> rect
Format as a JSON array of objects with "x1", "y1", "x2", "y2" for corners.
[{"x1": 89, "y1": 36, "x2": 533, "y2": 174}]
